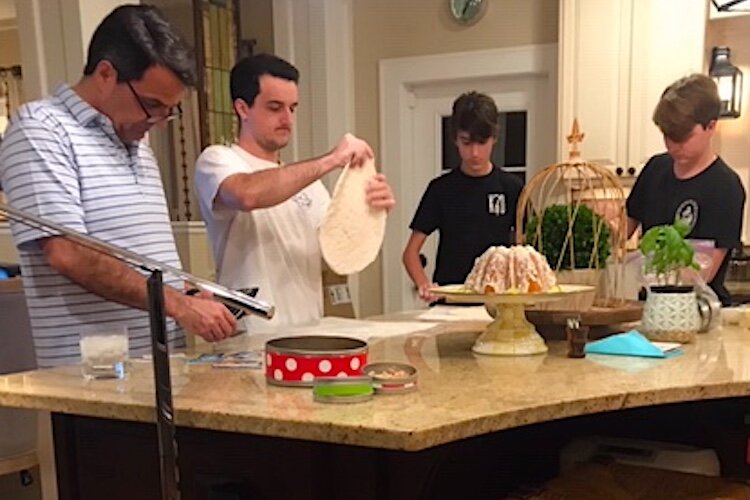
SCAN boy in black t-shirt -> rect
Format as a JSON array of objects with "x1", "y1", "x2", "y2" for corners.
[
  {"x1": 402, "y1": 91, "x2": 524, "y2": 303},
  {"x1": 626, "y1": 74, "x2": 745, "y2": 305}
]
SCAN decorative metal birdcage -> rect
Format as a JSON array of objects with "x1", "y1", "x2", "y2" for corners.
[{"x1": 516, "y1": 120, "x2": 628, "y2": 312}]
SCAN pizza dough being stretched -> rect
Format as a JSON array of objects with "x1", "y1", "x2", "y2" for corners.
[
  {"x1": 319, "y1": 158, "x2": 386, "y2": 275},
  {"x1": 464, "y1": 245, "x2": 557, "y2": 293}
]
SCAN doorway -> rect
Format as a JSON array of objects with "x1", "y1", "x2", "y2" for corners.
[{"x1": 380, "y1": 45, "x2": 558, "y2": 312}]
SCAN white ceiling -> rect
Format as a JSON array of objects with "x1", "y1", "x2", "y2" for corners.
[{"x1": 0, "y1": 0, "x2": 15, "y2": 22}]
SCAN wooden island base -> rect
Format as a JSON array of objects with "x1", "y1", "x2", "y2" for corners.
[{"x1": 54, "y1": 396, "x2": 750, "y2": 500}]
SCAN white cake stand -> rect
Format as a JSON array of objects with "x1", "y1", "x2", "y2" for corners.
[{"x1": 429, "y1": 284, "x2": 595, "y2": 356}]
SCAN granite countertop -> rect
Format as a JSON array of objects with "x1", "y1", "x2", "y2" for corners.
[{"x1": 0, "y1": 315, "x2": 749, "y2": 451}]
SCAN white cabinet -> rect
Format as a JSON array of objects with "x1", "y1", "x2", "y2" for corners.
[{"x1": 558, "y1": 0, "x2": 708, "y2": 170}]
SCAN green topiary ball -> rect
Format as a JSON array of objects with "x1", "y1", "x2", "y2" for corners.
[{"x1": 525, "y1": 204, "x2": 611, "y2": 270}]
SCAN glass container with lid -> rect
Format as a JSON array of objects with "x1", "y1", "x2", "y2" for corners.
[{"x1": 725, "y1": 247, "x2": 750, "y2": 299}]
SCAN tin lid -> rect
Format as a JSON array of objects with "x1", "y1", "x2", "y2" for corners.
[
  {"x1": 312, "y1": 376, "x2": 374, "y2": 404},
  {"x1": 362, "y1": 362, "x2": 418, "y2": 394},
  {"x1": 266, "y1": 336, "x2": 368, "y2": 356},
  {"x1": 362, "y1": 362, "x2": 417, "y2": 382}
]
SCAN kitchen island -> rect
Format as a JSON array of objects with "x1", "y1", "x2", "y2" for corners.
[{"x1": 1, "y1": 315, "x2": 750, "y2": 498}]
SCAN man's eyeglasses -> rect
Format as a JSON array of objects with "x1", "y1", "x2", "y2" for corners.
[{"x1": 125, "y1": 80, "x2": 181, "y2": 124}]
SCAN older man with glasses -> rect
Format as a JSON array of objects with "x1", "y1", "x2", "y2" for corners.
[
  {"x1": 125, "y1": 80, "x2": 182, "y2": 124},
  {"x1": 0, "y1": 5, "x2": 237, "y2": 370}
]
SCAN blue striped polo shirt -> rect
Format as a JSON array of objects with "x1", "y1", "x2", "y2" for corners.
[{"x1": 0, "y1": 84, "x2": 185, "y2": 367}]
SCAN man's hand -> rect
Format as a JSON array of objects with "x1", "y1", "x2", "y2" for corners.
[
  {"x1": 41, "y1": 236, "x2": 239, "y2": 342},
  {"x1": 365, "y1": 173, "x2": 396, "y2": 211},
  {"x1": 170, "y1": 292, "x2": 238, "y2": 342},
  {"x1": 330, "y1": 133, "x2": 374, "y2": 169}
]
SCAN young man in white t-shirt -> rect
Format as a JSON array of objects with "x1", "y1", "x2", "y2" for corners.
[{"x1": 195, "y1": 54, "x2": 395, "y2": 329}]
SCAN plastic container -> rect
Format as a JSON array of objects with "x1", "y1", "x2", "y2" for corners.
[{"x1": 312, "y1": 376, "x2": 373, "y2": 403}]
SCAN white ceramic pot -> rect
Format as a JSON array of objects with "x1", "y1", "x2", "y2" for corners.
[{"x1": 642, "y1": 286, "x2": 700, "y2": 343}]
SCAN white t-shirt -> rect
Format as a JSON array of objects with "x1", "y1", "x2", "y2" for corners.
[{"x1": 195, "y1": 144, "x2": 330, "y2": 330}]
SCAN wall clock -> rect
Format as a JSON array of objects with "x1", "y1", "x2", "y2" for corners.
[{"x1": 449, "y1": 0, "x2": 488, "y2": 25}]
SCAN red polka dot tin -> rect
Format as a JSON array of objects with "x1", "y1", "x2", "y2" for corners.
[{"x1": 265, "y1": 336, "x2": 368, "y2": 386}]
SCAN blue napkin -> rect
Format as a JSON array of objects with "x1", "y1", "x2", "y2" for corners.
[{"x1": 584, "y1": 330, "x2": 682, "y2": 358}]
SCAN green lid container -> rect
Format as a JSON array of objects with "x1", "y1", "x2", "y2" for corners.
[{"x1": 313, "y1": 376, "x2": 374, "y2": 404}]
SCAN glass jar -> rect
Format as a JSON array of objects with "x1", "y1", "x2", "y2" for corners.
[{"x1": 726, "y1": 247, "x2": 750, "y2": 302}]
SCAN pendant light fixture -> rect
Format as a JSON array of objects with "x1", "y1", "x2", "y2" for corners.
[{"x1": 709, "y1": 46, "x2": 743, "y2": 119}]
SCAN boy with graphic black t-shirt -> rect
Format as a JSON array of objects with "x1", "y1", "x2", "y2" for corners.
[
  {"x1": 403, "y1": 92, "x2": 524, "y2": 302},
  {"x1": 626, "y1": 74, "x2": 745, "y2": 305}
]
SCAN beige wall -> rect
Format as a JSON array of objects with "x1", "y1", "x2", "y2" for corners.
[
  {"x1": 352, "y1": 0, "x2": 559, "y2": 317},
  {"x1": 172, "y1": 222, "x2": 216, "y2": 280},
  {"x1": 0, "y1": 225, "x2": 18, "y2": 262},
  {"x1": 150, "y1": 0, "x2": 196, "y2": 48},
  {"x1": 706, "y1": 15, "x2": 750, "y2": 243},
  {"x1": 0, "y1": 28, "x2": 20, "y2": 67},
  {"x1": 239, "y1": 0, "x2": 274, "y2": 55}
]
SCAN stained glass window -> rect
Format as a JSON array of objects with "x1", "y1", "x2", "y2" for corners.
[{"x1": 199, "y1": 0, "x2": 238, "y2": 147}]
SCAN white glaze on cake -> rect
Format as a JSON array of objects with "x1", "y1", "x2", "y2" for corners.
[{"x1": 464, "y1": 245, "x2": 556, "y2": 293}]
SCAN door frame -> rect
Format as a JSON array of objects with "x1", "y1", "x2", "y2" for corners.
[
  {"x1": 407, "y1": 87, "x2": 543, "y2": 312},
  {"x1": 379, "y1": 44, "x2": 558, "y2": 313}
]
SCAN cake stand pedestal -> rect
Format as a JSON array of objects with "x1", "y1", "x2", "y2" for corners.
[{"x1": 430, "y1": 285, "x2": 595, "y2": 356}]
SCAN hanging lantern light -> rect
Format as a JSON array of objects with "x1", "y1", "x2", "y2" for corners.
[
  {"x1": 709, "y1": 46, "x2": 743, "y2": 119},
  {"x1": 712, "y1": 0, "x2": 750, "y2": 11}
]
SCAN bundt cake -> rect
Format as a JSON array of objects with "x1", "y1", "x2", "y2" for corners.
[{"x1": 464, "y1": 245, "x2": 557, "y2": 294}]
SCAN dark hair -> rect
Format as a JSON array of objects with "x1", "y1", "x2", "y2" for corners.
[
  {"x1": 230, "y1": 54, "x2": 299, "y2": 107},
  {"x1": 83, "y1": 4, "x2": 196, "y2": 86},
  {"x1": 450, "y1": 91, "x2": 500, "y2": 142},
  {"x1": 653, "y1": 74, "x2": 721, "y2": 142}
]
